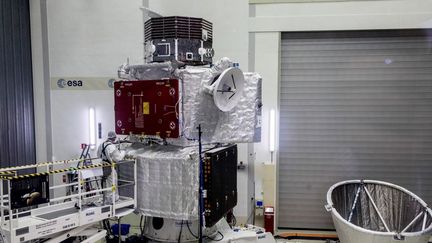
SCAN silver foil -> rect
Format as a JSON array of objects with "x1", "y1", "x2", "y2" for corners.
[
  {"x1": 124, "y1": 143, "x2": 199, "y2": 220},
  {"x1": 212, "y1": 72, "x2": 262, "y2": 143},
  {"x1": 118, "y1": 61, "x2": 177, "y2": 80},
  {"x1": 173, "y1": 63, "x2": 261, "y2": 144},
  {"x1": 117, "y1": 58, "x2": 262, "y2": 144},
  {"x1": 331, "y1": 183, "x2": 432, "y2": 233},
  {"x1": 114, "y1": 58, "x2": 261, "y2": 220}
]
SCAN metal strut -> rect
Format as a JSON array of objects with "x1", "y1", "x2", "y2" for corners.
[
  {"x1": 348, "y1": 186, "x2": 362, "y2": 223},
  {"x1": 422, "y1": 208, "x2": 428, "y2": 231},
  {"x1": 363, "y1": 186, "x2": 391, "y2": 232},
  {"x1": 401, "y1": 211, "x2": 424, "y2": 233}
]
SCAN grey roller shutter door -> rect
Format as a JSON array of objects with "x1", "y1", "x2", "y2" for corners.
[{"x1": 278, "y1": 30, "x2": 432, "y2": 230}]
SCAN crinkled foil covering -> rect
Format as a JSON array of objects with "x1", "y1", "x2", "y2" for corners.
[
  {"x1": 116, "y1": 59, "x2": 261, "y2": 220},
  {"x1": 124, "y1": 143, "x2": 199, "y2": 220},
  {"x1": 332, "y1": 183, "x2": 432, "y2": 233},
  {"x1": 117, "y1": 58, "x2": 262, "y2": 144},
  {"x1": 118, "y1": 61, "x2": 177, "y2": 80},
  {"x1": 175, "y1": 67, "x2": 262, "y2": 144},
  {"x1": 212, "y1": 72, "x2": 262, "y2": 142}
]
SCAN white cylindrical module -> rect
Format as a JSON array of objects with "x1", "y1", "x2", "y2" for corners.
[{"x1": 143, "y1": 217, "x2": 199, "y2": 242}]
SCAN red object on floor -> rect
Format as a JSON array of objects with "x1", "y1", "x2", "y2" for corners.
[
  {"x1": 114, "y1": 79, "x2": 179, "y2": 138},
  {"x1": 264, "y1": 206, "x2": 275, "y2": 234}
]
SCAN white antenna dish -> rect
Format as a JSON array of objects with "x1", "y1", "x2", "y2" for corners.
[{"x1": 209, "y1": 67, "x2": 245, "y2": 112}]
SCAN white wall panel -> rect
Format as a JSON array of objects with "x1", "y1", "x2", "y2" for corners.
[{"x1": 46, "y1": 0, "x2": 143, "y2": 161}]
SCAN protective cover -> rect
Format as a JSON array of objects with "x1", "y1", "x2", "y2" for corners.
[
  {"x1": 125, "y1": 144, "x2": 199, "y2": 220},
  {"x1": 118, "y1": 61, "x2": 177, "y2": 81},
  {"x1": 211, "y1": 72, "x2": 262, "y2": 143},
  {"x1": 327, "y1": 180, "x2": 432, "y2": 243},
  {"x1": 117, "y1": 58, "x2": 262, "y2": 144},
  {"x1": 177, "y1": 66, "x2": 262, "y2": 143}
]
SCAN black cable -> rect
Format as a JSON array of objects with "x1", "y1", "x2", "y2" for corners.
[
  {"x1": 186, "y1": 220, "x2": 198, "y2": 239},
  {"x1": 140, "y1": 215, "x2": 144, "y2": 237},
  {"x1": 205, "y1": 231, "x2": 224, "y2": 241},
  {"x1": 178, "y1": 220, "x2": 184, "y2": 243}
]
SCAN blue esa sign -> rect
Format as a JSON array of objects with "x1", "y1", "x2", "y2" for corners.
[{"x1": 57, "y1": 79, "x2": 83, "y2": 88}]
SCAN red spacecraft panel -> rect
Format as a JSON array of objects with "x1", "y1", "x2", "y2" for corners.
[{"x1": 114, "y1": 79, "x2": 179, "y2": 138}]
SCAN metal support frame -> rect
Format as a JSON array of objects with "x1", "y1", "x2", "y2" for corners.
[
  {"x1": 328, "y1": 180, "x2": 432, "y2": 240},
  {"x1": 422, "y1": 209, "x2": 428, "y2": 231},
  {"x1": 363, "y1": 186, "x2": 391, "y2": 232},
  {"x1": 348, "y1": 186, "x2": 362, "y2": 223},
  {"x1": 7, "y1": 180, "x2": 11, "y2": 236},
  {"x1": 0, "y1": 158, "x2": 137, "y2": 243},
  {"x1": 347, "y1": 182, "x2": 431, "y2": 235},
  {"x1": 402, "y1": 211, "x2": 424, "y2": 233}
]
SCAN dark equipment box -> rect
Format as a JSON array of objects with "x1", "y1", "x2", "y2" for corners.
[
  {"x1": 145, "y1": 16, "x2": 214, "y2": 65},
  {"x1": 203, "y1": 144, "x2": 238, "y2": 227}
]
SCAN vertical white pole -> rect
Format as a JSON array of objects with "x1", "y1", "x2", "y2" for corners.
[
  {"x1": 8, "y1": 180, "x2": 12, "y2": 235},
  {"x1": 78, "y1": 171, "x2": 82, "y2": 210},
  {"x1": 363, "y1": 187, "x2": 390, "y2": 232}
]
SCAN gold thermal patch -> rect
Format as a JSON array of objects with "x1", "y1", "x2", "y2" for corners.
[{"x1": 143, "y1": 102, "x2": 150, "y2": 115}]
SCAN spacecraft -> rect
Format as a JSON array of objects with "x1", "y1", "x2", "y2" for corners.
[{"x1": 114, "y1": 16, "x2": 265, "y2": 243}]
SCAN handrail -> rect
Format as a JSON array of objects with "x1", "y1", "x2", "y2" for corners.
[
  {"x1": 0, "y1": 157, "x2": 101, "y2": 173},
  {"x1": 0, "y1": 162, "x2": 113, "y2": 180}
]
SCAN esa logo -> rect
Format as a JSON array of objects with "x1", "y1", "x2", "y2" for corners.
[{"x1": 57, "y1": 79, "x2": 83, "y2": 88}]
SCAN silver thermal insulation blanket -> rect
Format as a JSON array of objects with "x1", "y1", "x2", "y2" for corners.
[
  {"x1": 118, "y1": 61, "x2": 177, "y2": 80},
  {"x1": 117, "y1": 58, "x2": 262, "y2": 144},
  {"x1": 331, "y1": 182, "x2": 432, "y2": 233},
  {"x1": 124, "y1": 144, "x2": 199, "y2": 220},
  {"x1": 116, "y1": 58, "x2": 261, "y2": 220},
  {"x1": 174, "y1": 66, "x2": 262, "y2": 144}
]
